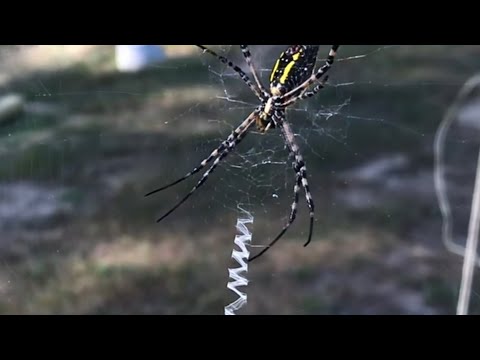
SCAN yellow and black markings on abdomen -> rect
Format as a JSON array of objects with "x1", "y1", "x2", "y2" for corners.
[{"x1": 269, "y1": 45, "x2": 320, "y2": 93}]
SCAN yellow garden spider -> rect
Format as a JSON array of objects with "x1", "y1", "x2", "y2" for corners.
[{"x1": 146, "y1": 45, "x2": 341, "y2": 262}]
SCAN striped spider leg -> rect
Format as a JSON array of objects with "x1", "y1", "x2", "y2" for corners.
[{"x1": 146, "y1": 110, "x2": 259, "y2": 222}]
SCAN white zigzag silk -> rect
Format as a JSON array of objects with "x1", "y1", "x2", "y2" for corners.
[{"x1": 224, "y1": 212, "x2": 253, "y2": 315}]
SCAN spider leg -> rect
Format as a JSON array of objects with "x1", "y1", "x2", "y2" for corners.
[
  {"x1": 155, "y1": 114, "x2": 257, "y2": 223},
  {"x1": 249, "y1": 112, "x2": 315, "y2": 261},
  {"x1": 240, "y1": 45, "x2": 269, "y2": 98},
  {"x1": 249, "y1": 173, "x2": 301, "y2": 262},
  {"x1": 279, "y1": 113, "x2": 315, "y2": 247},
  {"x1": 145, "y1": 113, "x2": 257, "y2": 197},
  {"x1": 281, "y1": 45, "x2": 340, "y2": 102},
  {"x1": 280, "y1": 76, "x2": 329, "y2": 108},
  {"x1": 196, "y1": 45, "x2": 266, "y2": 101}
]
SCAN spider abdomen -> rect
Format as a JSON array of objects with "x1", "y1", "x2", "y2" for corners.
[{"x1": 269, "y1": 45, "x2": 320, "y2": 96}]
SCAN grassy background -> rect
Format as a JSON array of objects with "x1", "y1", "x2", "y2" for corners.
[{"x1": 0, "y1": 45, "x2": 479, "y2": 314}]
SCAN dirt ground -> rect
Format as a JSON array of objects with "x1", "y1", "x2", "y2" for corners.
[{"x1": 0, "y1": 45, "x2": 480, "y2": 314}]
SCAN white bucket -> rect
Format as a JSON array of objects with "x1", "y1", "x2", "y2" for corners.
[{"x1": 115, "y1": 45, "x2": 166, "y2": 72}]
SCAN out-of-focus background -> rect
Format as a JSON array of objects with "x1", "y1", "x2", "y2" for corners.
[{"x1": 0, "y1": 45, "x2": 479, "y2": 315}]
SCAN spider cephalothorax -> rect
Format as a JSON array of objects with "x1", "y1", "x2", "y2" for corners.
[{"x1": 146, "y1": 45, "x2": 340, "y2": 262}]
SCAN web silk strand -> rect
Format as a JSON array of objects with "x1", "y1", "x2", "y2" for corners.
[{"x1": 224, "y1": 210, "x2": 253, "y2": 315}]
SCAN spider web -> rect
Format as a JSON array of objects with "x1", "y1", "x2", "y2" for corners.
[
  {"x1": 0, "y1": 45, "x2": 480, "y2": 315},
  {"x1": 195, "y1": 45, "x2": 425, "y2": 226}
]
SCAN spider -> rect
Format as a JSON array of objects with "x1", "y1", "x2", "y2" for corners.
[{"x1": 146, "y1": 45, "x2": 341, "y2": 262}]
